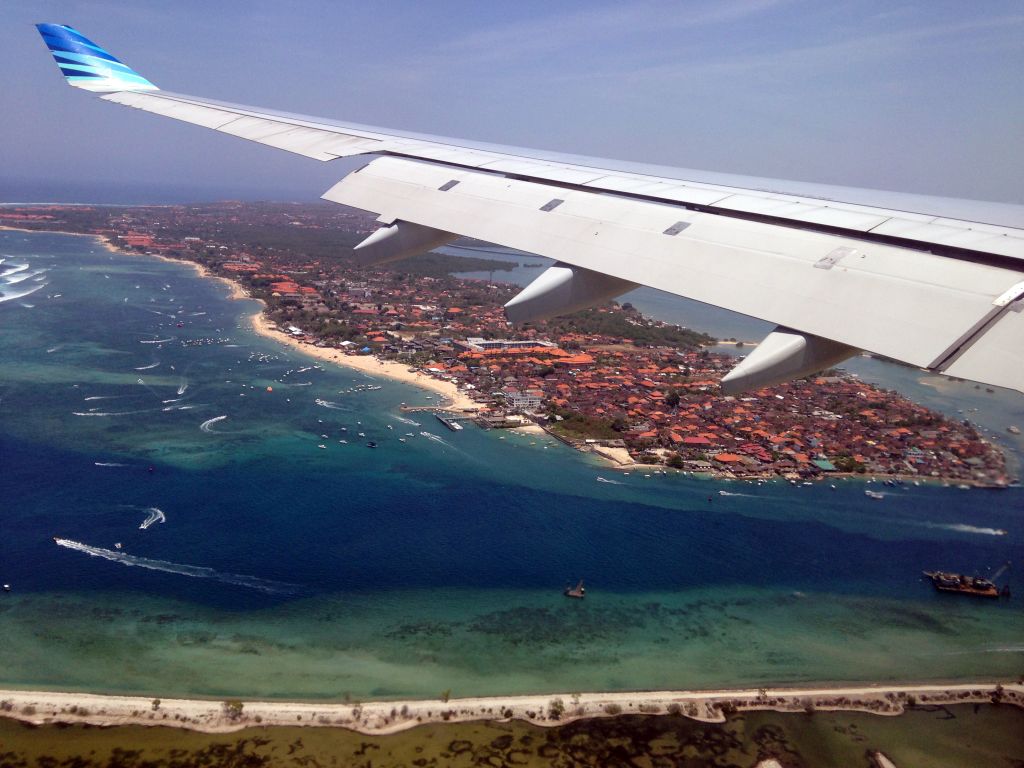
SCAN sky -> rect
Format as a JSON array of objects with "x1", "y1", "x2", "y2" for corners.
[{"x1": 2, "y1": 0, "x2": 1022, "y2": 204}]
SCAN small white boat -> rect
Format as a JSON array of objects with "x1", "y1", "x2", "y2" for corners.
[
  {"x1": 318, "y1": 444, "x2": 326, "y2": 449},
  {"x1": 865, "y1": 490, "x2": 885, "y2": 500}
]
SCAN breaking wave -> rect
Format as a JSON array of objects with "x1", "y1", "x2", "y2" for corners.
[
  {"x1": 200, "y1": 415, "x2": 227, "y2": 433},
  {"x1": 140, "y1": 338, "x2": 173, "y2": 344},
  {"x1": 139, "y1": 507, "x2": 166, "y2": 529},
  {"x1": 52, "y1": 538, "x2": 298, "y2": 594},
  {"x1": 134, "y1": 362, "x2": 160, "y2": 370},
  {"x1": 0, "y1": 282, "x2": 46, "y2": 303},
  {"x1": 0, "y1": 263, "x2": 29, "y2": 277},
  {"x1": 94, "y1": 461, "x2": 128, "y2": 467},
  {"x1": 4, "y1": 268, "x2": 46, "y2": 285}
]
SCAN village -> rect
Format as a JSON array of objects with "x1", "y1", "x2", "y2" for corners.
[{"x1": 2, "y1": 202, "x2": 1011, "y2": 486}]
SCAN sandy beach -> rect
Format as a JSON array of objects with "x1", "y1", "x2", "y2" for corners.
[
  {"x1": 85, "y1": 231, "x2": 481, "y2": 412},
  {"x1": 249, "y1": 311, "x2": 481, "y2": 413},
  {"x1": 1, "y1": 682, "x2": 1019, "y2": 736}
]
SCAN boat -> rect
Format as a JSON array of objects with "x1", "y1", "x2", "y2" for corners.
[
  {"x1": 366, "y1": 441, "x2": 377, "y2": 448},
  {"x1": 1008, "y1": 425, "x2": 1021, "y2": 435},
  {"x1": 564, "y1": 580, "x2": 586, "y2": 599},
  {"x1": 865, "y1": 490, "x2": 885, "y2": 500},
  {"x1": 923, "y1": 570, "x2": 1002, "y2": 598}
]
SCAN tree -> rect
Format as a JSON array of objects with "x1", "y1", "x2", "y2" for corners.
[
  {"x1": 548, "y1": 698, "x2": 565, "y2": 720},
  {"x1": 440, "y1": 689, "x2": 451, "y2": 703},
  {"x1": 222, "y1": 700, "x2": 244, "y2": 721},
  {"x1": 665, "y1": 389, "x2": 681, "y2": 408}
]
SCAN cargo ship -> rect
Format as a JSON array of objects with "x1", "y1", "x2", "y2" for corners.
[
  {"x1": 923, "y1": 564, "x2": 1011, "y2": 598},
  {"x1": 923, "y1": 571, "x2": 999, "y2": 597}
]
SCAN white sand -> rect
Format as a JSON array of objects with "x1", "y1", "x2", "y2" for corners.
[
  {"x1": 0, "y1": 682, "x2": 1018, "y2": 735},
  {"x1": 250, "y1": 312, "x2": 480, "y2": 412}
]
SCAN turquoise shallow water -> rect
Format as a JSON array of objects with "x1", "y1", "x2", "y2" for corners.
[{"x1": 1, "y1": 231, "x2": 1022, "y2": 700}]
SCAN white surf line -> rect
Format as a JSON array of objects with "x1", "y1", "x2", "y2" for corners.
[
  {"x1": 0, "y1": 263, "x2": 29, "y2": 277},
  {"x1": 52, "y1": 538, "x2": 299, "y2": 595},
  {"x1": 134, "y1": 362, "x2": 160, "y2": 370},
  {"x1": 0, "y1": 282, "x2": 46, "y2": 303},
  {"x1": 94, "y1": 462, "x2": 128, "y2": 467},
  {"x1": 140, "y1": 338, "x2": 174, "y2": 344},
  {"x1": 3, "y1": 269, "x2": 47, "y2": 285},
  {"x1": 199, "y1": 415, "x2": 227, "y2": 433},
  {"x1": 138, "y1": 507, "x2": 166, "y2": 530}
]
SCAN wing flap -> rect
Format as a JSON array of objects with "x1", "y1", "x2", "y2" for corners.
[{"x1": 325, "y1": 157, "x2": 1024, "y2": 391}]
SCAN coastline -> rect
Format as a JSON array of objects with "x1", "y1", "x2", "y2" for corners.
[
  {"x1": 4, "y1": 226, "x2": 1010, "y2": 484},
  {"x1": 248, "y1": 311, "x2": 480, "y2": 413},
  {"x1": 1, "y1": 682, "x2": 1019, "y2": 736},
  {"x1": 87, "y1": 230, "x2": 481, "y2": 414}
]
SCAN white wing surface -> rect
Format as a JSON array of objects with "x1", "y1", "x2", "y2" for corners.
[{"x1": 37, "y1": 24, "x2": 1024, "y2": 394}]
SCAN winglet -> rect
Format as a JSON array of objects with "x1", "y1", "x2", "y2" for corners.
[{"x1": 36, "y1": 24, "x2": 158, "y2": 92}]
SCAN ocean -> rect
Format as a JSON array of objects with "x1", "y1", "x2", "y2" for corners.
[{"x1": 0, "y1": 230, "x2": 1022, "y2": 701}]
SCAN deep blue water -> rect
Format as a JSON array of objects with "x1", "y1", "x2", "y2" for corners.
[{"x1": 1, "y1": 231, "x2": 1022, "y2": 699}]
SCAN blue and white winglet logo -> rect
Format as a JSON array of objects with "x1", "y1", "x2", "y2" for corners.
[{"x1": 36, "y1": 24, "x2": 158, "y2": 93}]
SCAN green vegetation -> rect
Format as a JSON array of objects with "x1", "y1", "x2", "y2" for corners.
[
  {"x1": 547, "y1": 408, "x2": 621, "y2": 440},
  {"x1": 548, "y1": 698, "x2": 565, "y2": 720},
  {"x1": 544, "y1": 307, "x2": 714, "y2": 349},
  {"x1": 832, "y1": 455, "x2": 867, "y2": 473}
]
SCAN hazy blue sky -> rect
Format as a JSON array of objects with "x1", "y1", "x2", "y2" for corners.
[{"x1": 3, "y1": 0, "x2": 1022, "y2": 203}]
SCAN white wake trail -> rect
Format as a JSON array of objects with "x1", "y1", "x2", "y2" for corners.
[
  {"x1": 200, "y1": 415, "x2": 227, "y2": 433},
  {"x1": 52, "y1": 538, "x2": 298, "y2": 594},
  {"x1": 138, "y1": 507, "x2": 166, "y2": 530}
]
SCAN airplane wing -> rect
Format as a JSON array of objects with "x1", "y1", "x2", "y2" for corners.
[{"x1": 36, "y1": 24, "x2": 1024, "y2": 394}]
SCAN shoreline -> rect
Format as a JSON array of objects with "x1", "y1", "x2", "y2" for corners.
[
  {"x1": 0, "y1": 682, "x2": 1019, "y2": 735},
  {"x1": 4, "y1": 226, "x2": 1009, "y2": 485},
  {"x1": 86, "y1": 230, "x2": 481, "y2": 414},
  {"x1": 248, "y1": 311, "x2": 480, "y2": 413}
]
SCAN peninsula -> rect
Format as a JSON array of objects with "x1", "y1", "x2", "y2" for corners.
[{"x1": 1, "y1": 203, "x2": 1011, "y2": 486}]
